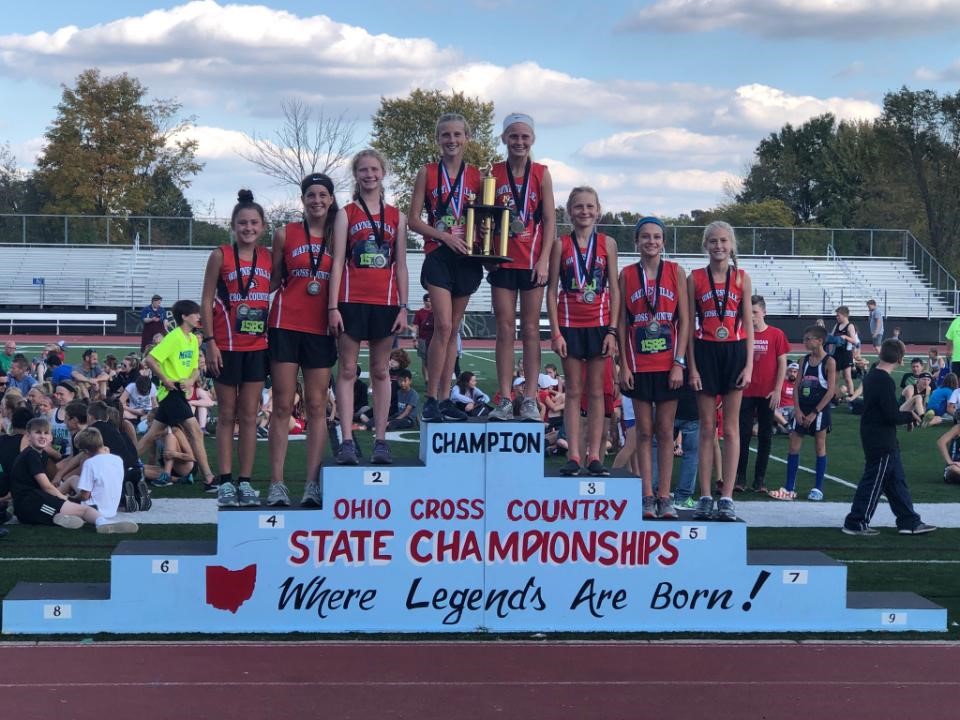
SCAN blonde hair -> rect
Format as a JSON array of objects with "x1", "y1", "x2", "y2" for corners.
[
  {"x1": 565, "y1": 186, "x2": 601, "y2": 220},
  {"x1": 435, "y1": 113, "x2": 471, "y2": 140},
  {"x1": 350, "y1": 148, "x2": 390, "y2": 201},
  {"x1": 74, "y1": 426, "x2": 104, "y2": 454},
  {"x1": 702, "y1": 220, "x2": 738, "y2": 269}
]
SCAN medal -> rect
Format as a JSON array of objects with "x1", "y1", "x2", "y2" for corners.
[
  {"x1": 372, "y1": 255, "x2": 388, "y2": 269},
  {"x1": 435, "y1": 220, "x2": 447, "y2": 233},
  {"x1": 306, "y1": 280, "x2": 321, "y2": 296},
  {"x1": 433, "y1": 160, "x2": 466, "y2": 232},
  {"x1": 706, "y1": 264, "x2": 734, "y2": 342},
  {"x1": 570, "y1": 232, "x2": 599, "y2": 301},
  {"x1": 646, "y1": 320, "x2": 660, "y2": 337},
  {"x1": 582, "y1": 290, "x2": 596, "y2": 304},
  {"x1": 510, "y1": 218, "x2": 525, "y2": 235},
  {"x1": 231, "y1": 242, "x2": 259, "y2": 319},
  {"x1": 236, "y1": 303, "x2": 250, "y2": 318},
  {"x1": 506, "y1": 158, "x2": 532, "y2": 234},
  {"x1": 302, "y1": 219, "x2": 327, "y2": 299}
]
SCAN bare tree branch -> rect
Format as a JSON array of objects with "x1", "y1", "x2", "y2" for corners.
[{"x1": 240, "y1": 99, "x2": 358, "y2": 192}]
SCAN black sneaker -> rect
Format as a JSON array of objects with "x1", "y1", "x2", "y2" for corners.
[
  {"x1": 439, "y1": 399, "x2": 468, "y2": 422},
  {"x1": 585, "y1": 459, "x2": 610, "y2": 476},
  {"x1": 421, "y1": 397, "x2": 443, "y2": 423},
  {"x1": 899, "y1": 523, "x2": 937, "y2": 535},
  {"x1": 135, "y1": 478, "x2": 152, "y2": 512},
  {"x1": 122, "y1": 481, "x2": 138, "y2": 513},
  {"x1": 559, "y1": 459, "x2": 581, "y2": 476}
]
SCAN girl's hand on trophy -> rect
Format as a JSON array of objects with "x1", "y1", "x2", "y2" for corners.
[{"x1": 444, "y1": 233, "x2": 469, "y2": 254}]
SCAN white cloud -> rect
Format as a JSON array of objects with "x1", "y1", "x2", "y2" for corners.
[
  {"x1": 713, "y1": 84, "x2": 881, "y2": 130},
  {"x1": 914, "y1": 59, "x2": 960, "y2": 82},
  {"x1": 172, "y1": 125, "x2": 249, "y2": 160},
  {"x1": 0, "y1": 0, "x2": 456, "y2": 114},
  {"x1": 579, "y1": 127, "x2": 752, "y2": 164},
  {"x1": 620, "y1": 0, "x2": 960, "y2": 37}
]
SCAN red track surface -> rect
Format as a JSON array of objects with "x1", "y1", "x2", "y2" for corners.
[{"x1": 4, "y1": 641, "x2": 959, "y2": 719}]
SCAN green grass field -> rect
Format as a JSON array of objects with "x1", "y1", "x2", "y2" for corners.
[{"x1": 4, "y1": 342, "x2": 959, "y2": 638}]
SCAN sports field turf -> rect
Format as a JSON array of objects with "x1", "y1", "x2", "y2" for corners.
[{"x1": 3, "y1": 342, "x2": 959, "y2": 638}]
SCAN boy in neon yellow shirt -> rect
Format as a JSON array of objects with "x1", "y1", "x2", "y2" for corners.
[{"x1": 138, "y1": 300, "x2": 217, "y2": 492}]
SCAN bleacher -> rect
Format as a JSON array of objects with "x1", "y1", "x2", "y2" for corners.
[{"x1": 0, "y1": 245, "x2": 953, "y2": 319}]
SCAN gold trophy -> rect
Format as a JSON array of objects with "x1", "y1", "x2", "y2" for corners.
[{"x1": 463, "y1": 163, "x2": 513, "y2": 264}]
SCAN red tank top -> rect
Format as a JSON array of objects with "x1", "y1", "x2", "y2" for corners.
[
  {"x1": 622, "y1": 259, "x2": 682, "y2": 373},
  {"x1": 492, "y1": 160, "x2": 546, "y2": 270},
  {"x1": 422, "y1": 161, "x2": 483, "y2": 254},
  {"x1": 692, "y1": 266, "x2": 746, "y2": 341},
  {"x1": 339, "y1": 201, "x2": 401, "y2": 306},
  {"x1": 268, "y1": 221, "x2": 332, "y2": 335},
  {"x1": 213, "y1": 244, "x2": 272, "y2": 351},
  {"x1": 557, "y1": 232, "x2": 611, "y2": 328}
]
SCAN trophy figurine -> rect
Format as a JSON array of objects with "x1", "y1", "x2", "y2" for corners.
[{"x1": 463, "y1": 163, "x2": 513, "y2": 264}]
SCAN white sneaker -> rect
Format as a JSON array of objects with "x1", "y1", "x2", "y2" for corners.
[
  {"x1": 237, "y1": 481, "x2": 259, "y2": 507},
  {"x1": 266, "y1": 482, "x2": 291, "y2": 507},
  {"x1": 96, "y1": 520, "x2": 139, "y2": 534},
  {"x1": 53, "y1": 513, "x2": 84, "y2": 530}
]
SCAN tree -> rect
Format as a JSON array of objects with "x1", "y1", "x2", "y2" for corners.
[
  {"x1": 35, "y1": 69, "x2": 201, "y2": 217},
  {"x1": 371, "y1": 89, "x2": 499, "y2": 210},
  {"x1": 738, "y1": 114, "x2": 838, "y2": 224},
  {"x1": 240, "y1": 99, "x2": 357, "y2": 193},
  {"x1": 877, "y1": 87, "x2": 960, "y2": 266}
]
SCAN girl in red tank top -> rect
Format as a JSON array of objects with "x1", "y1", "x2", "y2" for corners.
[
  {"x1": 407, "y1": 113, "x2": 484, "y2": 422},
  {"x1": 328, "y1": 149, "x2": 409, "y2": 464},
  {"x1": 200, "y1": 189, "x2": 271, "y2": 504},
  {"x1": 617, "y1": 217, "x2": 690, "y2": 519},
  {"x1": 547, "y1": 187, "x2": 620, "y2": 477},
  {"x1": 487, "y1": 113, "x2": 557, "y2": 422},
  {"x1": 686, "y1": 221, "x2": 754, "y2": 521},
  {"x1": 266, "y1": 173, "x2": 340, "y2": 508}
]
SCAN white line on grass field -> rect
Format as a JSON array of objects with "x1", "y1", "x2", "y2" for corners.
[
  {"x1": 753, "y1": 447, "x2": 859, "y2": 491},
  {"x1": 462, "y1": 350, "x2": 495, "y2": 364}
]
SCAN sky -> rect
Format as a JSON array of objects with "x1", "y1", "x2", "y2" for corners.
[{"x1": 2, "y1": 0, "x2": 959, "y2": 221}]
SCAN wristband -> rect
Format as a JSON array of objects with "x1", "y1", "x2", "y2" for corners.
[
  {"x1": 202, "y1": 336, "x2": 214, "y2": 343},
  {"x1": 328, "y1": 307, "x2": 339, "y2": 312},
  {"x1": 399, "y1": 303, "x2": 408, "y2": 309},
  {"x1": 552, "y1": 333, "x2": 563, "y2": 342}
]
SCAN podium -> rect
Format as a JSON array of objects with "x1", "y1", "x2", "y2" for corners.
[{"x1": 2, "y1": 422, "x2": 946, "y2": 633}]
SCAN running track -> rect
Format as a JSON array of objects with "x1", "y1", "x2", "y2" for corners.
[{"x1": 5, "y1": 641, "x2": 960, "y2": 719}]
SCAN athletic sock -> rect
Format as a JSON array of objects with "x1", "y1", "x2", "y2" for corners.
[
  {"x1": 785, "y1": 453, "x2": 800, "y2": 492},
  {"x1": 815, "y1": 455, "x2": 827, "y2": 491},
  {"x1": 219, "y1": 473, "x2": 234, "y2": 486}
]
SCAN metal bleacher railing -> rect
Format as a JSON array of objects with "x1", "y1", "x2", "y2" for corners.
[{"x1": 0, "y1": 214, "x2": 956, "y2": 318}]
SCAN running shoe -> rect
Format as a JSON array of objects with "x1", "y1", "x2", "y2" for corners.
[
  {"x1": 657, "y1": 496, "x2": 678, "y2": 520},
  {"x1": 421, "y1": 397, "x2": 443, "y2": 423},
  {"x1": 807, "y1": 488, "x2": 824, "y2": 501},
  {"x1": 266, "y1": 482, "x2": 291, "y2": 507},
  {"x1": 585, "y1": 459, "x2": 610, "y2": 476},
  {"x1": 151, "y1": 471, "x2": 173, "y2": 488},
  {"x1": 559, "y1": 459, "x2": 581, "y2": 476},
  {"x1": 489, "y1": 396, "x2": 515, "y2": 421},
  {"x1": 842, "y1": 525, "x2": 880, "y2": 536},
  {"x1": 518, "y1": 397, "x2": 540, "y2": 422},
  {"x1": 96, "y1": 520, "x2": 139, "y2": 534},
  {"x1": 371, "y1": 439, "x2": 393, "y2": 465},
  {"x1": 301, "y1": 481, "x2": 323, "y2": 508},
  {"x1": 715, "y1": 497, "x2": 737, "y2": 521},
  {"x1": 439, "y1": 399, "x2": 468, "y2": 422},
  {"x1": 122, "y1": 481, "x2": 138, "y2": 513},
  {"x1": 336, "y1": 439, "x2": 360, "y2": 466},
  {"x1": 237, "y1": 481, "x2": 259, "y2": 507},
  {"x1": 217, "y1": 482, "x2": 239, "y2": 508},
  {"x1": 899, "y1": 523, "x2": 937, "y2": 535},
  {"x1": 642, "y1": 495, "x2": 657, "y2": 520},
  {"x1": 692, "y1": 496, "x2": 715, "y2": 520},
  {"x1": 921, "y1": 409, "x2": 936, "y2": 429},
  {"x1": 53, "y1": 513, "x2": 84, "y2": 530},
  {"x1": 135, "y1": 478, "x2": 152, "y2": 512}
]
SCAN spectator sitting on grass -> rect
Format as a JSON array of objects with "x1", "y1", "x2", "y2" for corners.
[
  {"x1": 145, "y1": 425, "x2": 196, "y2": 487},
  {"x1": 2, "y1": 388, "x2": 26, "y2": 433},
  {"x1": 120, "y1": 373, "x2": 157, "y2": 429},
  {"x1": 9, "y1": 417, "x2": 137, "y2": 534},
  {"x1": 7, "y1": 359, "x2": 37, "y2": 395},
  {"x1": 0, "y1": 406, "x2": 33, "y2": 505},
  {"x1": 900, "y1": 358, "x2": 927, "y2": 402},
  {"x1": 937, "y1": 417, "x2": 960, "y2": 484},
  {"x1": 926, "y1": 373, "x2": 957, "y2": 427},
  {"x1": 52, "y1": 400, "x2": 89, "y2": 486},
  {"x1": 387, "y1": 369, "x2": 419, "y2": 430},
  {"x1": 107, "y1": 355, "x2": 141, "y2": 399},
  {"x1": 450, "y1": 371, "x2": 491, "y2": 417},
  {"x1": 72, "y1": 348, "x2": 110, "y2": 400}
]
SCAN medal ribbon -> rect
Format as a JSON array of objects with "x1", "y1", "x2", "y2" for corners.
[
  {"x1": 706, "y1": 265, "x2": 732, "y2": 334},
  {"x1": 303, "y1": 219, "x2": 327, "y2": 279},
  {"x1": 640, "y1": 260, "x2": 663, "y2": 322},
  {"x1": 232, "y1": 243, "x2": 258, "y2": 301},
  {"x1": 571, "y1": 232, "x2": 597, "y2": 291},
  {"x1": 506, "y1": 158, "x2": 532, "y2": 226},
  {"x1": 356, "y1": 195, "x2": 385, "y2": 249},
  {"x1": 435, "y1": 160, "x2": 466, "y2": 222}
]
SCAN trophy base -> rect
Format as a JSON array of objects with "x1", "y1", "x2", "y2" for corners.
[{"x1": 461, "y1": 254, "x2": 512, "y2": 264}]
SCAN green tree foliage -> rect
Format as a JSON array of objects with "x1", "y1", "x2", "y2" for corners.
[
  {"x1": 692, "y1": 199, "x2": 794, "y2": 228},
  {"x1": 371, "y1": 89, "x2": 499, "y2": 211},
  {"x1": 877, "y1": 87, "x2": 960, "y2": 267},
  {"x1": 35, "y1": 69, "x2": 202, "y2": 218}
]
